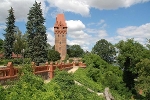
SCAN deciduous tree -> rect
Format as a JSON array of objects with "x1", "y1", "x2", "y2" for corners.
[
  {"x1": 116, "y1": 39, "x2": 148, "y2": 90},
  {"x1": 13, "y1": 29, "x2": 26, "y2": 56},
  {"x1": 48, "y1": 49, "x2": 60, "y2": 62},
  {"x1": 92, "y1": 39, "x2": 116, "y2": 63},
  {"x1": 67, "y1": 45, "x2": 84, "y2": 57},
  {"x1": 136, "y1": 58, "x2": 150, "y2": 98}
]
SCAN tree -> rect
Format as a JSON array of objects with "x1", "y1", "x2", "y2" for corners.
[
  {"x1": 3, "y1": 7, "x2": 15, "y2": 59},
  {"x1": 48, "y1": 49, "x2": 60, "y2": 62},
  {"x1": 136, "y1": 58, "x2": 150, "y2": 98},
  {"x1": 146, "y1": 39, "x2": 150, "y2": 50},
  {"x1": 92, "y1": 39, "x2": 116, "y2": 63},
  {"x1": 82, "y1": 53, "x2": 132, "y2": 99},
  {"x1": 26, "y1": 1, "x2": 47, "y2": 65},
  {"x1": 13, "y1": 29, "x2": 26, "y2": 56},
  {"x1": 116, "y1": 39, "x2": 148, "y2": 90},
  {"x1": 0, "y1": 39, "x2": 3, "y2": 53},
  {"x1": 67, "y1": 45, "x2": 84, "y2": 57}
]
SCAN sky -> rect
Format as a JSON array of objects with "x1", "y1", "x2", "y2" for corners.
[{"x1": 0, "y1": 0, "x2": 150, "y2": 51}]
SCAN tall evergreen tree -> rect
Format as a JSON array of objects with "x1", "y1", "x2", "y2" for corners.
[
  {"x1": 26, "y1": 1, "x2": 47, "y2": 65},
  {"x1": 3, "y1": 7, "x2": 15, "y2": 59}
]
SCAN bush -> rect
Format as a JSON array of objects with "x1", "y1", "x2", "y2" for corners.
[{"x1": 74, "y1": 68, "x2": 103, "y2": 92}]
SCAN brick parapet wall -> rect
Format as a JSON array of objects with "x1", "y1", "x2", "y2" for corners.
[{"x1": 0, "y1": 61, "x2": 86, "y2": 83}]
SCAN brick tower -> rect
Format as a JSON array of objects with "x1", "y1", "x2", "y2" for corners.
[{"x1": 54, "y1": 14, "x2": 67, "y2": 60}]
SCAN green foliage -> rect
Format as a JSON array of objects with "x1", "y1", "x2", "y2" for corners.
[
  {"x1": 146, "y1": 39, "x2": 150, "y2": 50},
  {"x1": 0, "y1": 38, "x2": 3, "y2": 53},
  {"x1": 48, "y1": 49, "x2": 60, "y2": 62},
  {"x1": 92, "y1": 39, "x2": 116, "y2": 63},
  {"x1": 67, "y1": 45, "x2": 84, "y2": 57},
  {"x1": 52, "y1": 70, "x2": 75, "y2": 90},
  {"x1": 0, "y1": 58, "x2": 31, "y2": 66},
  {"x1": 82, "y1": 53, "x2": 108, "y2": 69},
  {"x1": 116, "y1": 39, "x2": 148, "y2": 90},
  {"x1": 136, "y1": 58, "x2": 150, "y2": 98},
  {"x1": 13, "y1": 29, "x2": 26, "y2": 55},
  {"x1": 5, "y1": 64, "x2": 46, "y2": 100},
  {"x1": 52, "y1": 70, "x2": 103, "y2": 100},
  {"x1": 74, "y1": 68, "x2": 103, "y2": 92},
  {"x1": 82, "y1": 53, "x2": 132, "y2": 99},
  {"x1": 43, "y1": 82, "x2": 64, "y2": 100},
  {"x1": 111, "y1": 90, "x2": 128, "y2": 100},
  {"x1": 0, "y1": 85, "x2": 6, "y2": 100},
  {"x1": 63, "y1": 54, "x2": 69, "y2": 62},
  {"x1": 26, "y1": 1, "x2": 47, "y2": 65},
  {"x1": 3, "y1": 7, "x2": 16, "y2": 59}
]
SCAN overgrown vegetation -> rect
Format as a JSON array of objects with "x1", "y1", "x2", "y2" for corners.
[
  {"x1": 82, "y1": 53, "x2": 132, "y2": 99},
  {"x1": 0, "y1": 64, "x2": 104, "y2": 100},
  {"x1": 0, "y1": 1, "x2": 150, "y2": 100}
]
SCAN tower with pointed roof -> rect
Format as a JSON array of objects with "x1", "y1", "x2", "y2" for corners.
[{"x1": 54, "y1": 14, "x2": 67, "y2": 60}]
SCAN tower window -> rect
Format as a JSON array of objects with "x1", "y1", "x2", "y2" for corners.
[
  {"x1": 62, "y1": 34, "x2": 64, "y2": 37},
  {"x1": 60, "y1": 41, "x2": 61, "y2": 44},
  {"x1": 58, "y1": 35, "x2": 59, "y2": 37}
]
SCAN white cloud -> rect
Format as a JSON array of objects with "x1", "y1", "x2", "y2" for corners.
[
  {"x1": 87, "y1": 19, "x2": 107, "y2": 29},
  {"x1": 0, "y1": 0, "x2": 48, "y2": 23},
  {"x1": 116, "y1": 23, "x2": 150, "y2": 44},
  {"x1": 98, "y1": 30, "x2": 108, "y2": 37},
  {"x1": 66, "y1": 20, "x2": 92, "y2": 50},
  {"x1": 47, "y1": 0, "x2": 150, "y2": 16},
  {"x1": 47, "y1": 32, "x2": 55, "y2": 46},
  {"x1": 47, "y1": 0, "x2": 90, "y2": 16},
  {"x1": 0, "y1": 0, "x2": 149, "y2": 23},
  {"x1": 86, "y1": 0, "x2": 150, "y2": 10},
  {"x1": 66, "y1": 20, "x2": 85, "y2": 32},
  {"x1": 117, "y1": 23, "x2": 150, "y2": 38}
]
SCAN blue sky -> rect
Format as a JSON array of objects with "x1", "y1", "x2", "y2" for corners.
[{"x1": 0, "y1": 0, "x2": 150, "y2": 51}]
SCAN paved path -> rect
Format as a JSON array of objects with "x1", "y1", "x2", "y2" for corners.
[{"x1": 68, "y1": 66, "x2": 79, "y2": 73}]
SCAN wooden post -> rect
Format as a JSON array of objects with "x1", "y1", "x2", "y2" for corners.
[
  {"x1": 7, "y1": 62, "x2": 14, "y2": 76},
  {"x1": 62, "y1": 62, "x2": 64, "y2": 69},
  {"x1": 49, "y1": 62, "x2": 54, "y2": 79},
  {"x1": 45, "y1": 62, "x2": 49, "y2": 70},
  {"x1": 73, "y1": 61, "x2": 75, "y2": 66},
  {"x1": 79, "y1": 61, "x2": 82, "y2": 67}
]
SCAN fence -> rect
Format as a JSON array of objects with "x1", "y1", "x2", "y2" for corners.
[{"x1": 0, "y1": 61, "x2": 86, "y2": 84}]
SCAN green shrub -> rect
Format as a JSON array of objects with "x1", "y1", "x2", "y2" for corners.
[{"x1": 74, "y1": 68, "x2": 103, "y2": 92}]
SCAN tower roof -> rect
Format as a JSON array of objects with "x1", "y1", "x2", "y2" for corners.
[{"x1": 54, "y1": 14, "x2": 67, "y2": 27}]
